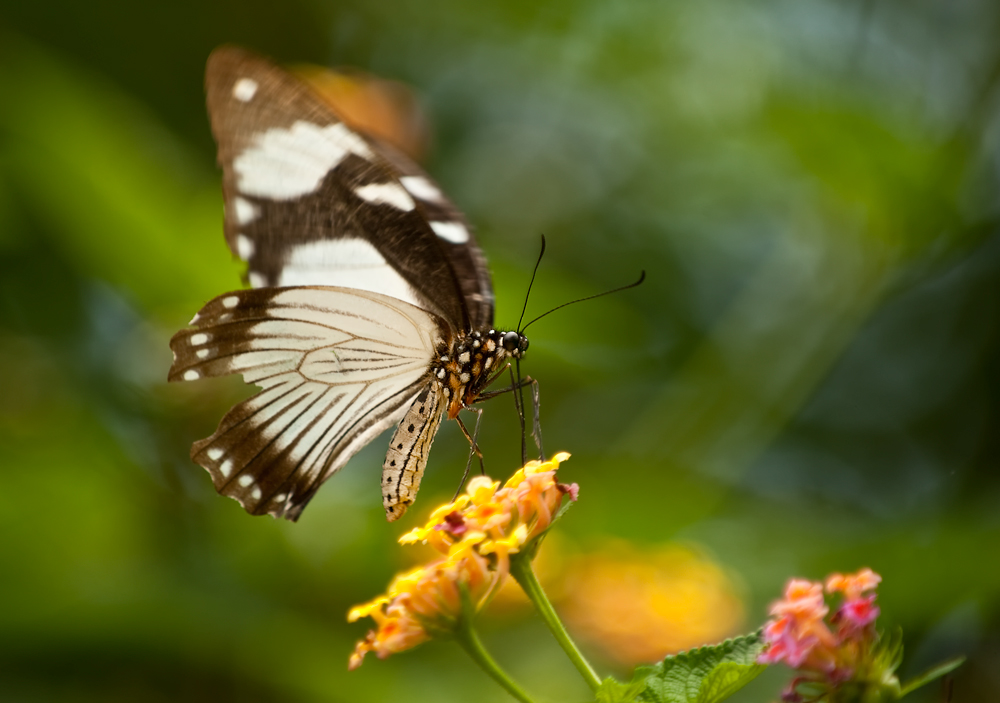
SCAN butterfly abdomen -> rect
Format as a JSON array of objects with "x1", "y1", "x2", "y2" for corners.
[{"x1": 381, "y1": 384, "x2": 445, "y2": 521}]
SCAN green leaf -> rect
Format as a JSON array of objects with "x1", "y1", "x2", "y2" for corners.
[
  {"x1": 695, "y1": 661, "x2": 764, "y2": 703},
  {"x1": 596, "y1": 677, "x2": 646, "y2": 703},
  {"x1": 635, "y1": 631, "x2": 766, "y2": 703},
  {"x1": 899, "y1": 655, "x2": 966, "y2": 696}
]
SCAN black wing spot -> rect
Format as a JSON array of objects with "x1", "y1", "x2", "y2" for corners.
[
  {"x1": 397, "y1": 443, "x2": 403, "y2": 450},
  {"x1": 419, "y1": 406, "x2": 426, "y2": 414},
  {"x1": 390, "y1": 460, "x2": 396, "y2": 467},
  {"x1": 408, "y1": 424, "x2": 415, "y2": 433}
]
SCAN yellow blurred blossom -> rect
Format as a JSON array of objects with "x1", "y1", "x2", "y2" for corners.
[
  {"x1": 348, "y1": 453, "x2": 577, "y2": 669},
  {"x1": 555, "y1": 542, "x2": 745, "y2": 668}
]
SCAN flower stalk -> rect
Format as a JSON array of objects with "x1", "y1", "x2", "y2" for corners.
[
  {"x1": 455, "y1": 609, "x2": 539, "y2": 703},
  {"x1": 510, "y1": 554, "x2": 602, "y2": 692}
]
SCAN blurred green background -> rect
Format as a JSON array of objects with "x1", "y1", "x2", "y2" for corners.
[{"x1": 2, "y1": 0, "x2": 998, "y2": 701}]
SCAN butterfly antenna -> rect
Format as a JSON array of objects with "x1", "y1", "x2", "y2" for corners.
[
  {"x1": 517, "y1": 235, "x2": 547, "y2": 333},
  {"x1": 521, "y1": 270, "x2": 645, "y2": 333}
]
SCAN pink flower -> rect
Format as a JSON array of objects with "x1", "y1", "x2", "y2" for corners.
[
  {"x1": 837, "y1": 593, "x2": 880, "y2": 630},
  {"x1": 769, "y1": 579, "x2": 828, "y2": 620},
  {"x1": 559, "y1": 482, "x2": 580, "y2": 502},
  {"x1": 758, "y1": 569, "x2": 890, "y2": 702}
]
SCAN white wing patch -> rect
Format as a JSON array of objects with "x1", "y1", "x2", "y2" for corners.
[
  {"x1": 354, "y1": 182, "x2": 416, "y2": 211},
  {"x1": 430, "y1": 221, "x2": 470, "y2": 244},
  {"x1": 400, "y1": 176, "x2": 444, "y2": 203},
  {"x1": 236, "y1": 234, "x2": 256, "y2": 261},
  {"x1": 169, "y1": 286, "x2": 441, "y2": 520},
  {"x1": 234, "y1": 122, "x2": 375, "y2": 200},
  {"x1": 277, "y1": 238, "x2": 424, "y2": 308},
  {"x1": 233, "y1": 77, "x2": 258, "y2": 102},
  {"x1": 233, "y1": 197, "x2": 260, "y2": 225}
]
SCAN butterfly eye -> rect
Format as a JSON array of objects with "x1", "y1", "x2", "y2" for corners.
[{"x1": 502, "y1": 331, "x2": 521, "y2": 352}]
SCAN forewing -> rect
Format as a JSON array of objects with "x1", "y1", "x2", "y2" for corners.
[
  {"x1": 169, "y1": 286, "x2": 442, "y2": 520},
  {"x1": 206, "y1": 46, "x2": 494, "y2": 331}
]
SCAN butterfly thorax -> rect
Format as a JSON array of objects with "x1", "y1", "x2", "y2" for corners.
[{"x1": 432, "y1": 328, "x2": 528, "y2": 420}]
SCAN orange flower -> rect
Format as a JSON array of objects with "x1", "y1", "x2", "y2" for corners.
[
  {"x1": 825, "y1": 568, "x2": 881, "y2": 600},
  {"x1": 349, "y1": 453, "x2": 576, "y2": 668}
]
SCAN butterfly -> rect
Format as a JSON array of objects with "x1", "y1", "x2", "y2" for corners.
[{"x1": 168, "y1": 47, "x2": 533, "y2": 522}]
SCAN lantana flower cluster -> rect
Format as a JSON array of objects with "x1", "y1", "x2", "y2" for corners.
[
  {"x1": 348, "y1": 452, "x2": 576, "y2": 669},
  {"x1": 759, "y1": 568, "x2": 891, "y2": 702}
]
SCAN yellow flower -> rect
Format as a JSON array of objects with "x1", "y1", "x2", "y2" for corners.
[
  {"x1": 480, "y1": 524, "x2": 529, "y2": 581},
  {"x1": 467, "y1": 476, "x2": 501, "y2": 503},
  {"x1": 347, "y1": 596, "x2": 390, "y2": 622},
  {"x1": 348, "y1": 453, "x2": 576, "y2": 669}
]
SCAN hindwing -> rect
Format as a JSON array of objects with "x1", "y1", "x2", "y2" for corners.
[{"x1": 169, "y1": 286, "x2": 445, "y2": 520}]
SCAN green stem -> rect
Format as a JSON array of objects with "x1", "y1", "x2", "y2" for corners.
[
  {"x1": 455, "y1": 617, "x2": 539, "y2": 703},
  {"x1": 511, "y1": 556, "x2": 602, "y2": 692}
]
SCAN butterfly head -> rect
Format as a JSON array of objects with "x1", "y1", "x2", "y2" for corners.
[{"x1": 502, "y1": 330, "x2": 529, "y2": 358}]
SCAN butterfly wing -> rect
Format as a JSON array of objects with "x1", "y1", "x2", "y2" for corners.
[
  {"x1": 169, "y1": 286, "x2": 443, "y2": 520},
  {"x1": 205, "y1": 46, "x2": 494, "y2": 331}
]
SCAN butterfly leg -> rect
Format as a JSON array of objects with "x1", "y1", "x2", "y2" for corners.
[
  {"x1": 511, "y1": 372, "x2": 543, "y2": 462},
  {"x1": 512, "y1": 364, "x2": 531, "y2": 465},
  {"x1": 475, "y1": 376, "x2": 536, "y2": 401},
  {"x1": 529, "y1": 376, "x2": 544, "y2": 460},
  {"x1": 452, "y1": 408, "x2": 485, "y2": 500},
  {"x1": 476, "y1": 366, "x2": 539, "y2": 464}
]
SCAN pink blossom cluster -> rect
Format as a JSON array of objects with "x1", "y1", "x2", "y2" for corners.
[{"x1": 758, "y1": 568, "x2": 882, "y2": 701}]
